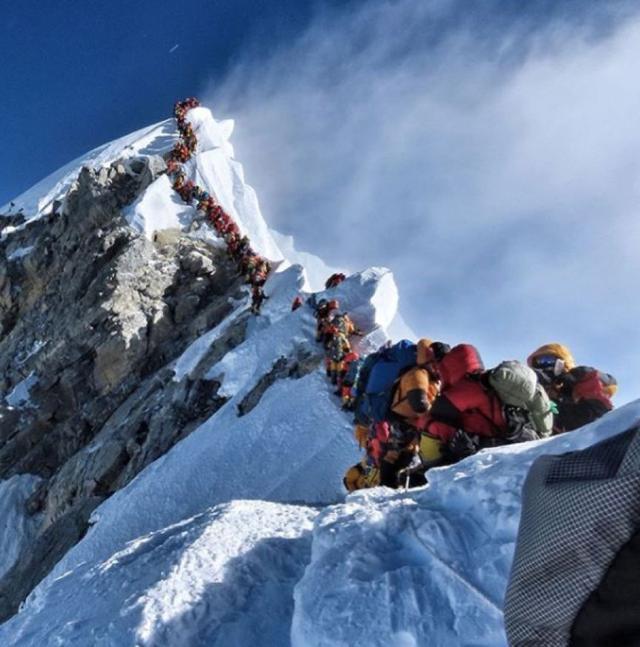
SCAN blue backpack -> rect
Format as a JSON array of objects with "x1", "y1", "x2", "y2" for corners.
[
  {"x1": 353, "y1": 353, "x2": 382, "y2": 425},
  {"x1": 359, "y1": 340, "x2": 417, "y2": 423}
]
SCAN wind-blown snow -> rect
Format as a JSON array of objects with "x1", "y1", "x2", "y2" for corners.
[
  {"x1": 271, "y1": 229, "x2": 343, "y2": 292},
  {"x1": 292, "y1": 400, "x2": 640, "y2": 647}
]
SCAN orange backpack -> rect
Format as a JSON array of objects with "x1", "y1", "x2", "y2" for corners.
[{"x1": 391, "y1": 367, "x2": 439, "y2": 420}]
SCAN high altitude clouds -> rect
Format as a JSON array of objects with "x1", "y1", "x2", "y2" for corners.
[{"x1": 207, "y1": 0, "x2": 640, "y2": 403}]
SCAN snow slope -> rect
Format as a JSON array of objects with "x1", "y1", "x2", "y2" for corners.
[
  {"x1": 0, "y1": 261, "x2": 397, "y2": 646},
  {"x1": 3, "y1": 102, "x2": 639, "y2": 647},
  {"x1": 26, "y1": 264, "x2": 391, "y2": 580},
  {"x1": 2, "y1": 500, "x2": 317, "y2": 647},
  {"x1": 293, "y1": 400, "x2": 640, "y2": 647},
  {"x1": 1, "y1": 119, "x2": 179, "y2": 225}
]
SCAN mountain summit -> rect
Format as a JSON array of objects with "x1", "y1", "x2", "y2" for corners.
[{"x1": 0, "y1": 102, "x2": 637, "y2": 646}]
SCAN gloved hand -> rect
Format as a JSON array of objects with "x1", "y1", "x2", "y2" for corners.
[{"x1": 447, "y1": 429, "x2": 479, "y2": 459}]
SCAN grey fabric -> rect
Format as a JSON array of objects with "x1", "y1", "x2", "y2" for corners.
[
  {"x1": 504, "y1": 426, "x2": 640, "y2": 647},
  {"x1": 489, "y1": 361, "x2": 554, "y2": 438},
  {"x1": 547, "y1": 431, "x2": 634, "y2": 484}
]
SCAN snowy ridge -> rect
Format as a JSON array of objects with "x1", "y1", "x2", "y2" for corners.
[
  {"x1": 2, "y1": 101, "x2": 639, "y2": 646},
  {"x1": 1, "y1": 119, "x2": 178, "y2": 225},
  {"x1": 293, "y1": 400, "x2": 640, "y2": 647}
]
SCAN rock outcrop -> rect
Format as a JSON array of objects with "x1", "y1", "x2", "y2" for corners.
[{"x1": 0, "y1": 158, "x2": 248, "y2": 620}]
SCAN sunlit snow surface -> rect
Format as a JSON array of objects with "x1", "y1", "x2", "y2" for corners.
[
  {"x1": 2, "y1": 105, "x2": 639, "y2": 646},
  {"x1": 292, "y1": 401, "x2": 640, "y2": 647},
  {"x1": 1, "y1": 119, "x2": 179, "y2": 222}
]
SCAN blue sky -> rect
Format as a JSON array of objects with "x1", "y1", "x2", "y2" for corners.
[
  {"x1": 0, "y1": 0, "x2": 353, "y2": 205},
  {"x1": 2, "y1": 0, "x2": 639, "y2": 404}
]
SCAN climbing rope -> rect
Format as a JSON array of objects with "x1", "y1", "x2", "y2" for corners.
[{"x1": 167, "y1": 98, "x2": 271, "y2": 313}]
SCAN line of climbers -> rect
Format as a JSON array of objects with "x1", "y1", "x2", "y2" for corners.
[
  {"x1": 168, "y1": 98, "x2": 618, "y2": 493},
  {"x1": 167, "y1": 98, "x2": 272, "y2": 314},
  {"x1": 305, "y1": 289, "x2": 618, "y2": 492}
]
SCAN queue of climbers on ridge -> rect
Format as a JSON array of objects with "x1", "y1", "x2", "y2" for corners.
[
  {"x1": 168, "y1": 98, "x2": 272, "y2": 314},
  {"x1": 168, "y1": 97, "x2": 618, "y2": 492},
  {"x1": 306, "y1": 283, "x2": 618, "y2": 492}
]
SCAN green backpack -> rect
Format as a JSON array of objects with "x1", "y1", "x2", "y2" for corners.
[{"x1": 489, "y1": 360, "x2": 554, "y2": 439}]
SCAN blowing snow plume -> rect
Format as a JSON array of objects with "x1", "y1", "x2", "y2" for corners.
[{"x1": 206, "y1": 0, "x2": 640, "y2": 404}]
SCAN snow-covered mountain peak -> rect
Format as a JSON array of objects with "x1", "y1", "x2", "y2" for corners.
[
  {"x1": 2, "y1": 100, "x2": 636, "y2": 646},
  {"x1": 0, "y1": 100, "x2": 405, "y2": 644},
  {"x1": 2, "y1": 105, "x2": 285, "y2": 265},
  {"x1": 1, "y1": 119, "x2": 177, "y2": 223}
]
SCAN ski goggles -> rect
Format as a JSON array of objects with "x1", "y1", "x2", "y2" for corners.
[{"x1": 532, "y1": 354, "x2": 565, "y2": 375}]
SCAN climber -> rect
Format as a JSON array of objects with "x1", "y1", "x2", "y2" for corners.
[
  {"x1": 314, "y1": 299, "x2": 329, "y2": 341},
  {"x1": 291, "y1": 296, "x2": 303, "y2": 312},
  {"x1": 250, "y1": 285, "x2": 267, "y2": 315},
  {"x1": 243, "y1": 255, "x2": 258, "y2": 284},
  {"x1": 338, "y1": 351, "x2": 361, "y2": 408},
  {"x1": 236, "y1": 235, "x2": 252, "y2": 258},
  {"x1": 325, "y1": 272, "x2": 346, "y2": 289},
  {"x1": 226, "y1": 232, "x2": 240, "y2": 257},
  {"x1": 332, "y1": 311, "x2": 362, "y2": 338},
  {"x1": 527, "y1": 343, "x2": 617, "y2": 433},
  {"x1": 343, "y1": 458, "x2": 380, "y2": 492},
  {"x1": 426, "y1": 344, "x2": 557, "y2": 465},
  {"x1": 355, "y1": 418, "x2": 425, "y2": 490},
  {"x1": 166, "y1": 159, "x2": 181, "y2": 175},
  {"x1": 171, "y1": 142, "x2": 191, "y2": 163},
  {"x1": 327, "y1": 331, "x2": 352, "y2": 386},
  {"x1": 172, "y1": 172, "x2": 186, "y2": 191},
  {"x1": 182, "y1": 122, "x2": 197, "y2": 152},
  {"x1": 249, "y1": 258, "x2": 271, "y2": 287},
  {"x1": 349, "y1": 340, "x2": 444, "y2": 488},
  {"x1": 315, "y1": 299, "x2": 339, "y2": 343},
  {"x1": 380, "y1": 340, "x2": 447, "y2": 483},
  {"x1": 424, "y1": 344, "x2": 507, "y2": 463},
  {"x1": 177, "y1": 179, "x2": 196, "y2": 203}
]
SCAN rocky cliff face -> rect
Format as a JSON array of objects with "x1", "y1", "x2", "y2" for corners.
[
  {"x1": 0, "y1": 108, "x2": 395, "y2": 639},
  {"x1": 0, "y1": 156, "x2": 248, "y2": 619}
]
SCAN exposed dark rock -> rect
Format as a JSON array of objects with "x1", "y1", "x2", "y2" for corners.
[
  {"x1": 0, "y1": 157, "x2": 251, "y2": 617},
  {"x1": 237, "y1": 348, "x2": 321, "y2": 417}
]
